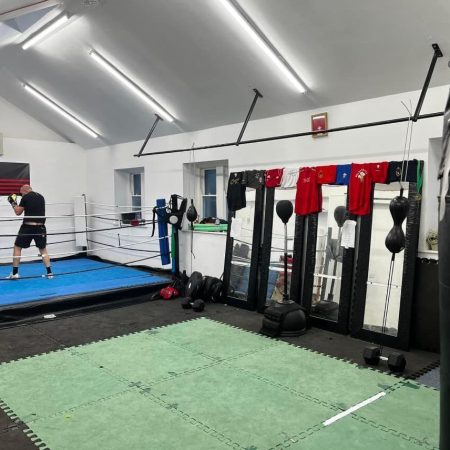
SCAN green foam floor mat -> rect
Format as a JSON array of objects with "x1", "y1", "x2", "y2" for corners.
[
  {"x1": 354, "y1": 380, "x2": 439, "y2": 449},
  {"x1": 280, "y1": 415, "x2": 433, "y2": 450},
  {"x1": 0, "y1": 318, "x2": 439, "y2": 450}
]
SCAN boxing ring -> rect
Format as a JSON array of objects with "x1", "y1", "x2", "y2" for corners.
[{"x1": 0, "y1": 197, "x2": 172, "y2": 324}]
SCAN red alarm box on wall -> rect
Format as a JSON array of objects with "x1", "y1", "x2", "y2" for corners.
[{"x1": 311, "y1": 112, "x2": 328, "y2": 138}]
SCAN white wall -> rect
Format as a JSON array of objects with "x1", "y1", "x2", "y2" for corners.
[
  {"x1": 0, "y1": 137, "x2": 87, "y2": 266},
  {"x1": 85, "y1": 84, "x2": 449, "y2": 274},
  {"x1": 0, "y1": 96, "x2": 67, "y2": 142}
]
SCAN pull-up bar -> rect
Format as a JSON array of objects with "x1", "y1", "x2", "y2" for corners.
[
  {"x1": 135, "y1": 111, "x2": 443, "y2": 157},
  {"x1": 135, "y1": 43, "x2": 444, "y2": 158}
]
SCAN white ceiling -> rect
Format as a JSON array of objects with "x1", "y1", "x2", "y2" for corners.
[{"x1": 0, "y1": 0, "x2": 449, "y2": 148}]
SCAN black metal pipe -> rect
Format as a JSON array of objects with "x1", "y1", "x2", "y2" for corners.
[
  {"x1": 135, "y1": 111, "x2": 443, "y2": 157},
  {"x1": 439, "y1": 89, "x2": 450, "y2": 450},
  {"x1": 413, "y1": 43, "x2": 443, "y2": 122},
  {"x1": 236, "y1": 88, "x2": 263, "y2": 145},
  {"x1": 137, "y1": 114, "x2": 162, "y2": 157},
  {"x1": 439, "y1": 179, "x2": 450, "y2": 450}
]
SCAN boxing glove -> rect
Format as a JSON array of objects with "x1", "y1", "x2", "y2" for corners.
[{"x1": 7, "y1": 194, "x2": 18, "y2": 208}]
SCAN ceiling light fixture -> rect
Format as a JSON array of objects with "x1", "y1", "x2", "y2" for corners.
[
  {"x1": 22, "y1": 13, "x2": 69, "y2": 50},
  {"x1": 88, "y1": 49, "x2": 175, "y2": 122},
  {"x1": 219, "y1": 0, "x2": 307, "y2": 93},
  {"x1": 24, "y1": 84, "x2": 99, "y2": 138}
]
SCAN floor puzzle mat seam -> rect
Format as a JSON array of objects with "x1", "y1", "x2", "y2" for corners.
[
  {"x1": 0, "y1": 398, "x2": 24, "y2": 426},
  {"x1": 66, "y1": 340, "x2": 226, "y2": 387},
  {"x1": 267, "y1": 423, "x2": 324, "y2": 450},
  {"x1": 206, "y1": 319, "x2": 409, "y2": 381},
  {"x1": 222, "y1": 363, "x2": 342, "y2": 412},
  {"x1": 19, "y1": 386, "x2": 247, "y2": 450},
  {"x1": 0, "y1": 318, "x2": 203, "y2": 366},
  {"x1": 221, "y1": 361, "x2": 405, "y2": 413},
  {"x1": 145, "y1": 330, "x2": 280, "y2": 362},
  {"x1": 141, "y1": 390, "x2": 246, "y2": 450},
  {"x1": 350, "y1": 413, "x2": 438, "y2": 449},
  {"x1": 23, "y1": 428, "x2": 50, "y2": 450}
]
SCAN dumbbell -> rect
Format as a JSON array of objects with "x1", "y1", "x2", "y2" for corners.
[
  {"x1": 363, "y1": 346, "x2": 406, "y2": 373},
  {"x1": 181, "y1": 298, "x2": 205, "y2": 312}
]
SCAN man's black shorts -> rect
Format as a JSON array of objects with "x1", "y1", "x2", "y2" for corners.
[{"x1": 15, "y1": 224, "x2": 47, "y2": 249}]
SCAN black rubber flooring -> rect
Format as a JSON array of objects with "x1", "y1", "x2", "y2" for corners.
[{"x1": 0, "y1": 296, "x2": 440, "y2": 449}]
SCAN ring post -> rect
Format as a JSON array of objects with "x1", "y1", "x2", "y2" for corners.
[{"x1": 156, "y1": 198, "x2": 170, "y2": 266}]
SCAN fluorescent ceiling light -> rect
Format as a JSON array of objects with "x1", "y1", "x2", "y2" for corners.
[
  {"x1": 24, "y1": 84, "x2": 99, "y2": 138},
  {"x1": 89, "y1": 50, "x2": 175, "y2": 122},
  {"x1": 219, "y1": 0, "x2": 307, "y2": 93},
  {"x1": 22, "y1": 13, "x2": 69, "y2": 50}
]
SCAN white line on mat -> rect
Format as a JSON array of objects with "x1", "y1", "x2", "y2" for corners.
[{"x1": 323, "y1": 392, "x2": 386, "y2": 426}]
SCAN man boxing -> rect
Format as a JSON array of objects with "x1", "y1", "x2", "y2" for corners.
[{"x1": 7, "y1": 185, "x2": 53, "y2": 279}]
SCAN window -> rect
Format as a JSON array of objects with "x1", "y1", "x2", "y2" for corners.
[
  {"x1": 114, "y1": 168, "x2": 144, "y2": 223},
  {"x1": 131, "y1": 173, "x2": 142, "y2": 218},
  {"x1": 202, "y1": 168, "x2": 217, "y2": 218},
  {"x1": 183, "y1": 160, "x2": 228, "y2": 222}
]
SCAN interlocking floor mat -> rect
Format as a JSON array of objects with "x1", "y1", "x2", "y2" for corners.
[{"x1": 0, "y1": 318, "x2": 439, "y2": 450}]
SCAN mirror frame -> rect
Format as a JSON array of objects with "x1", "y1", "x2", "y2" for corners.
[
  {"x1": 222, "y1": 185, "x2": 266, "y2": 310},
  {"x1": 349, "y1": 182, "x2": 421, "y2": 350},
  {"x1": 294, "y1": 206, "x2": 355, "y2": 334}
]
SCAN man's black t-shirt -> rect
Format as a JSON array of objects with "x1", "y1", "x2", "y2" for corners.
[{"x1": 19, "y1": 192, "x2": 46, "y2": 224}]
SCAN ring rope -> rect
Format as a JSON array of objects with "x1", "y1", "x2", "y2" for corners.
[
  {"x1": 98, "y1": 232, "x2": 163, "y2": 239},
  {"x1": 2, "y1": 237, "x2": 162, "y2": 261},
  {"x1": 0, "y1": 238, "x2": 77, "y2": 251},
  {"x1": 89, "y1": 215, "x2": 121, "y2": 223},
  {"x1": 0, "y1": 202, "x2": 74, "y2": 208},
  {"x1": 0, "y1": 222, "x2": 155, "y2": 237},
  {"x1": 0, "y1": 208, "x2": 155, "y2": 221},
  {"x1": 0, "y1": 253, "x2": 163, "y2": 282},
  {"x1": 86, "y1": 238, "x2": 160, "y2": 253},
  {"x1": 86, "y1": 202, "x2": 166, "y2": 210}
]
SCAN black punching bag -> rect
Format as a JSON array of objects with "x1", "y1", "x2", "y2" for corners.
[
  {"x1": 186, "y1": 199, "x2": 198, "y2": 224},
  {"x1": 260, "y1": 200, "x2": 307, "y2": 338},
  {"x1": 438, "y1": 89, "x2": 450, "y2": 450},
  {"x1": 385, "y1": 195, "x2": 409, "y2": 254},
  {"x1": 276, "y1": 200, "x2": 293, "y2": 224}
]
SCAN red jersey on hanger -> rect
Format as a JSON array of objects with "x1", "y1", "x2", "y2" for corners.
[
  {"x1": 265, "y1": 168, "x2": 284, "y2": 188},
  {"x1": 295, "y1": 167, "x2": 320, "y2": 215},
  {"x1": 348, "y1": 162, "x2": 389, "y2": 215},
  {"x1": 316, "y1": 165, "x2": 337, "y2": 185}
]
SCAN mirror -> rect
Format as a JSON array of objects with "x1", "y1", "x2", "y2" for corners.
[
  {"x1": 265, "y1": 190, "x2": 296, "y2": 305},
  {"x1": 228, "y1": 189, "x2": 256, "y2": 301},
  {"x1": 311, "y1": 185, "x2": 348, "y2": 322},
  {"x1": 362, "y1": 182, "x2": 408, "y2": 337}
]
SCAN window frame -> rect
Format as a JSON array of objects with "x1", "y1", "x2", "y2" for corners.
[
  {"x1": 130, "y1": 173, "x2": 143, "y2": 219},
  {"x1": 183, "y1": 160, "x2": 228, "y2": 222}
]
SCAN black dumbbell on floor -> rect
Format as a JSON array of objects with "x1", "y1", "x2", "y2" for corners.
[
  {"x1": 363, "y1": 346, "x2": 406, "y2": 373},
  {"x1": 181, "y1": 298, "x2": 205, "y2": 312}
]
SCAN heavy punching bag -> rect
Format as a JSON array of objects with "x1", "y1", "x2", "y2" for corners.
[
  {"x1": 260, "y1": 200, "x2": 307, "y2": 338},
  {"x1": 438, "y1": 89, "x2": 450, "y2": 450}
]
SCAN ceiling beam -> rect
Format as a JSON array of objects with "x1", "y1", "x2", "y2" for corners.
[{"x1": 0, "y1": 1, "x2": 60, "y2": 22}]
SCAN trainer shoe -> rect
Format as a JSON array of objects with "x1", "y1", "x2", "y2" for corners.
[
  {"x1": 46, "y1": 273, "x2": 54, "y2": 279},
  {"x1": 6, "y1": 273, "x2": 19, "y2": 280}
]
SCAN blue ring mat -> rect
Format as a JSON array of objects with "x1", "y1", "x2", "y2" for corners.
[{"x1": 0, "y1": 258, "x2": 169, "y2": 308}]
